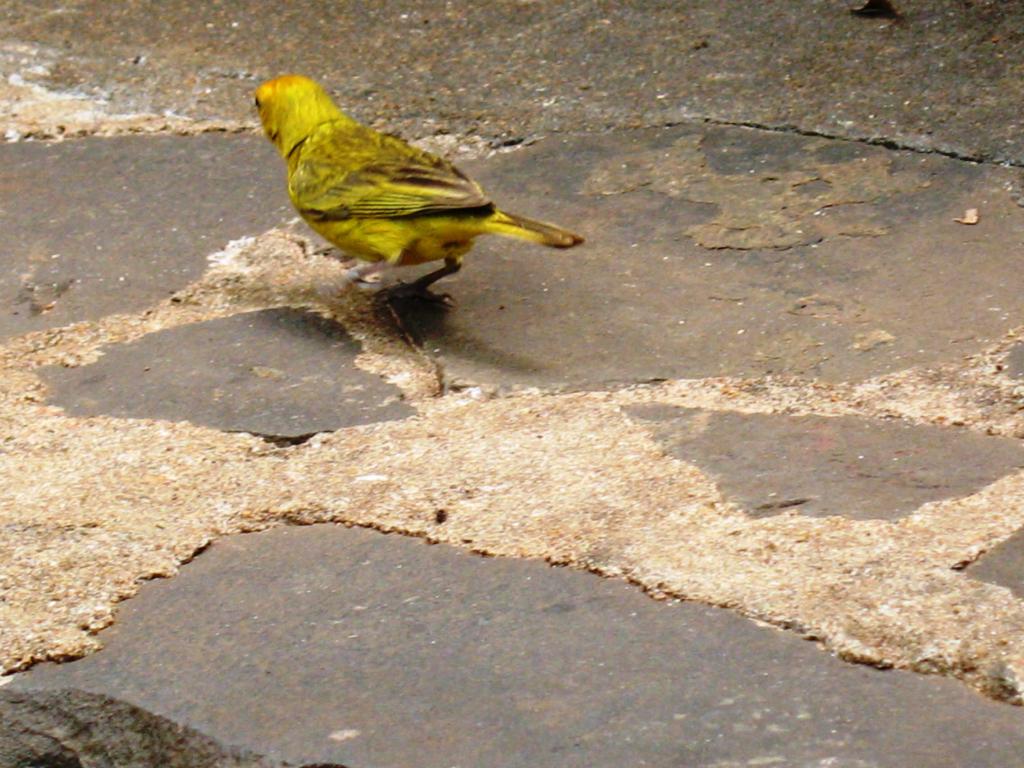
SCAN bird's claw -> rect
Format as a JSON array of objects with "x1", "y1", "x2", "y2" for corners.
[
  {"x1": 384, "y1": 282, "x2": 455, "y2": 307},
  {"x1": 309, "y1": 245, "x2": 343, "y2": 259}
]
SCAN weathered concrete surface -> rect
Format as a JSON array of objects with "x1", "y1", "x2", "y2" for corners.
[
  {"x1": 3, "y1": 2, "x2": 1024, "y2": 165},
  {"x1": 0, "y1": 134, "x2": 291, "y2": 339},
  {"x1": 0, "y1": 688, "x2": 315, "y2": 768},
  {"x1": 15, "y1": 525, "x2": 1024, "y2": 768},
  {"x1": 395, "y1": 126, "x2": 1024, "y2": 389},
  {"x1": 626, "y1": 405, "x2": 1024, "y2": 520},
  {"x1": 40, "y1": 308, "x2": 413, "y2": 438}
]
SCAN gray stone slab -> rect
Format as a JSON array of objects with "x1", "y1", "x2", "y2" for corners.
[
  {"x1": 969, "y1": 528, "x2": 1024, "y2": 600},
  {"x1": 39, "y1": 308, "x2": 412, "y2": 438},
  {"x1": 626, "y1": 405, "x2": 1024, "y2": 520},
  {"x1": 1003, "y1": 343, "x2": 1024, "y2": 380},
  {"x1": 391, "y1": 126, "x2": 1024, "y2": 390},
  {"x1": 7, "y1": 2, "x2": 1024, "y2": 164},
  {"x1": 0, "y1": 688, "x2": 325, "y2": 768},
  {"x1": 13, "y1": 525, "x2": 1024, "y2": 767},
  {"x1": 0, "y1": 134, "x2": 291, "y2": 339}
]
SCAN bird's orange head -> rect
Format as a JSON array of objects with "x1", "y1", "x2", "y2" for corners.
[{"x1": 254, "y1": 75, "x2": 347, "y2": 157}]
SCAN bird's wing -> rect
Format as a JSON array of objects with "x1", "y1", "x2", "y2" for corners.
[{"x1": 291, "y1": 136, "x2": 492, "y2": 220}]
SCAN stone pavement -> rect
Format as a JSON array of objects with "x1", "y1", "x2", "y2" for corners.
[
  {"x1": 4, "y1": 2, "x2": 1024, "y2": 766},
  {"x1": 13, "y1": 526, "x2": 1024, "y2": 767}
]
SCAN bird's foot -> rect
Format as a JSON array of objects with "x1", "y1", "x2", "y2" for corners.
[
  {"x1": 383, "y1": 258, "x2": 461, "y2": 307},
  {"x1": 355, "y1": 272, "x2": 383, "y2": 286},
  {"x1": 384, "y1": 281, "x2": 455, "y2": 307},
  {"x1": 309, "y1": 244, "x2": 343, "y2": 259}
]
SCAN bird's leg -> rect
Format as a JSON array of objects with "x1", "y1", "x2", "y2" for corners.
[
  {"x1": 387, "y1": 257, "x2": 462, "y2": 304},
  {"x1": 310, "y1": 244, "x2": 341, "y2": 258},
  {"x1": 344, "y1": 260, "x2": 391, "y2": 285},
  {"x1": 317, "y1": 260, "x2": 390, "y2": 301},
  {"x1": 309, "y1": 244, "x2": 384, "y2": 281},
  {"x1": 408, "y1": 257, "x2": 462, "y2": 292}
]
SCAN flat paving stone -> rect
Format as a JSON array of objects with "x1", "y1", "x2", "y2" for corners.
[
  {"x1": 392, "y1": 126, "x2": 1024, "y2": 390},
  {"x1": 626, "y1": 405, "x2": 1024, "y2": 520},
  {"x1": 969, "y1": 527, "x2": 1024, "y2": 600},
  {"x1": 39, "y1": 308, "x2": 412, "y2": 438},
  {"x1": 0, "y1": 133, "x2": 291, "y2": 339},
  {"x1": 6, "y1": 2, "x2": 1024, "y2": 164},
  {"x1": 12, "y1": 525, "x2": 1024, "y2": 768}
]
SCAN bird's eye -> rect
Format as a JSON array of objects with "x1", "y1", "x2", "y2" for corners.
[{"x1": 254, "y1": 96, "x2": 261, "y2": 108}]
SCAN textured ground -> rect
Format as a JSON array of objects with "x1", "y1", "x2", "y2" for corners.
[{"x1": 4, "y1": 2, "x2": 1024, "y2": 765}]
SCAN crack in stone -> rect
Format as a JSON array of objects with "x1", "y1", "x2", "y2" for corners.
[{"x1": 683, "y1": 115, "x2": 1006, "y2": 169}]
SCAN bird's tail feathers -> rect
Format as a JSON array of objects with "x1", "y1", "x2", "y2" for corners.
[{"x1": 486, "y1": 210, "x2": 584, "y2": 249}]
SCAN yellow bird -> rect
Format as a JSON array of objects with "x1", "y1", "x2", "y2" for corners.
[{"x1": 254, "y1": 74, "x2": 584, "y2": 300}]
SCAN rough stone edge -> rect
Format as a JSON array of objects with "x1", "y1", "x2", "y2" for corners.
[{"x1": 0, "y1": 687, "x2": 346, "y2": 767}]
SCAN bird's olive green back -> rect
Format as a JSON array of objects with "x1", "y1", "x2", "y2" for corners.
[{"x1": 288, "y1": 121, "x2": 493, "y2": 221}]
